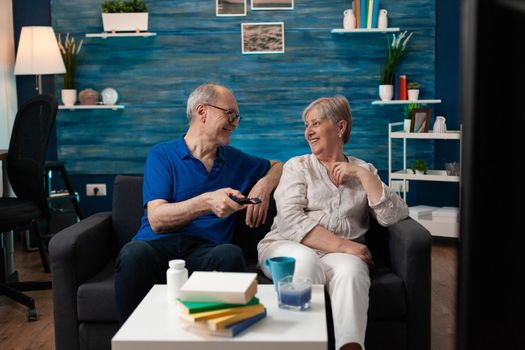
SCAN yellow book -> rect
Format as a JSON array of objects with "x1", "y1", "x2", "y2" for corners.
[
  {"x1": 179, "y1": 303, "x2": 264, "y2": 323},
  {"x1": 206, "y1": 304, "x2": 265, "y2": 330}
]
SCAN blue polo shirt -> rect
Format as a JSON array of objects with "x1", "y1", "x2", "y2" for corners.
[{"x1": 133, "y1": 135, "x2": 270, "y2": 244}]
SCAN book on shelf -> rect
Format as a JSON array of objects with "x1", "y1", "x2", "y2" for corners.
[
  {"x1": 176, "y1": 296, "x2": 259, "y2": 314},
  {"x1": 353, "y1": 0, "x2": 361, "y2": 28},
  {"x1": 178, "y1": 303, "x2": 263, "y2": 323},
  {"x1": 372, "y1": 0, "x2": 379, "y2": 28},
  {"x1": 400, "y1": 75, "x2": 407, "y2": 100},
  {"x1": 178, "y1": 271, "x2": 257, "y2": 304},
  {"x1": 360, "y1": 0, "x2": 367, "y2": 28},
  {"x1": 394, "y1": 72, "x2": 401, "y2": 100},
  {"x1": 186, "y1": 308, "x2": 267, "y2": 337},
  {"x1": 207, "y1": 303, "x2": 265, "y2": 330}
]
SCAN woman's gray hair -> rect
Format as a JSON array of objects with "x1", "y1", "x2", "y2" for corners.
[
  {"x1": 186, "y1": 84, "x2": 229, "y2": 122},
  {"x1": 302, "y1": 95, "x2": 352, "y2": 144}
]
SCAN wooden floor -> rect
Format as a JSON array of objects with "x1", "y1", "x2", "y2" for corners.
[{"x1": 0, "y1": 238, "x2": 457, "y2": 350}]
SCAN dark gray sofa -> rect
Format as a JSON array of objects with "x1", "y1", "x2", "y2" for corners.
[{"x1": 49, "y1": 175, "x2": 431, "y2": 350}]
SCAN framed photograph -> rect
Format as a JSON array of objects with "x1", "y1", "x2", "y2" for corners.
[
  {"x1": 251, "y1": 0, "x2": 294, "y2": 10},
  {"x1": 241, "y1": 22, "x2": 285, "y2": 54},
  {"x1": 217, "y1": 0, "x2": 247, "y2": 16},
  {"x1": 410, "y1": 108, "x2": 431, "y2": 133}
]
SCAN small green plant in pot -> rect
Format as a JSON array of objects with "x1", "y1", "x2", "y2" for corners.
[
  {"x1": 57, "y1": 33, "x2": 83, "y2": 106},
  {"x1": 101, "y1": 0, "x2": 149, "y2": 33},
  {"x1": 407, "y1": 82, "x2": 421, "y2": 101},
  {"x1": 411, "y1": 159, "x2": 428, "y2": 175},
  {"x1": 379, "y1": 31, "x2": 413, "y2": 101}
]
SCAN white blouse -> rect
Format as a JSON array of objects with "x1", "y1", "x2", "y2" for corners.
[{"x1": 257, "y1": 154, "x2": 409, "y2": 256}]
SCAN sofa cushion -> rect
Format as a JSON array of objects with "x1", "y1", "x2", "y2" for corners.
[
  {"x1": 77, "y1": 260, "x2": 118, "y2": 322},
  {"x1": 112, "y1": 175, "x2": 144, "y2": 251},
  {"x1": 368, "y1": 267, "x2": 406, "y2": 319}
]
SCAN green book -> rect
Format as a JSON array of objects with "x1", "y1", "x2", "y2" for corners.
[{"x1": 176, "y1": 296, "x2": 259, "y2": 314}]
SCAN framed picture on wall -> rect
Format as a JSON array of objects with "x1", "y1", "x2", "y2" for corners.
[
  {"x1": 410, "y1": 108, "x2": 431, "y2": 133},
  {"x1": 241, "y1": 22, "x2": 285, "y2": 54},
  {"x1": 251, "y1": 0, "x2": 294, "y2": 10},
  {"x1": 217, "y1": 0, "x2": 247, "y2": 16}
]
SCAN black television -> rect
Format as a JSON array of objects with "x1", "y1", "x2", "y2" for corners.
[{"x1": 458, "y1": 0, "x2": 525, "y2": 348}]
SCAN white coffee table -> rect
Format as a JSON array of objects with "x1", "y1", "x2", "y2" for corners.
[{"x1": 112, "y1": 284, "x2": 328, "y2": 350}]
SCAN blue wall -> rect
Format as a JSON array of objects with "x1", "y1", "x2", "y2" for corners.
[{"x1": 13, "y1": 0, "x2": 460, "y2": 216}]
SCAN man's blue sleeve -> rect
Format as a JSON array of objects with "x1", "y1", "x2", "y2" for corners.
[{"x1": 142, "y1": 145, "x2": 173, "y2": 207}]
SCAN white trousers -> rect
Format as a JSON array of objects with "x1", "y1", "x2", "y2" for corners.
[{"x1": 259, "y1": 240, "x2": 370, "y2": 350}]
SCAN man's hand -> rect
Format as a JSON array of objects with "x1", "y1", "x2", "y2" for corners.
[
  {"x1": 206, "y1": 188, "x2": 246, "y2": 218},
  {"x1": 245, "y1": 178, "x2": 273, "y2": 228}
]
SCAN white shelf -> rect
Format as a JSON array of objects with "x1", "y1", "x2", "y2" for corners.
[
  {"x1": 59, "y1": 105, "x2": 125, "y2": 111},
  {"x1": 372, "y1": 99, "x2": 442, "y2": 105},
  {"x1": 390, "y1": 130, "x2": 461, "y2": 140},
  {"x1": 411, "y1": 217, "x2": 459, "y2": 238},
  {"x1": 391, "y1": 169, "x2": 460, "y2": 182},
  {"x1": 85, "y1": 32, "x2": 156, "y2": 38},
  {"x1": 331, "y1": 28, "x2": 400, "y2": 34}
]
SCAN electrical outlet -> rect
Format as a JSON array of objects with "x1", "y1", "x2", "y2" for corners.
[
  {"x1": 86, "y1": 183, "x2": 107, "y2": 197},
  {"x1": 390, "y1": 180, "x2": 409, "y2": 192}
]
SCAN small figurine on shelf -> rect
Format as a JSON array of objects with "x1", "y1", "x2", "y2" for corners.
[
  {"x1": 378, "y1": 9, "x2": 388, "y2": 29},
  {"x1": 343, "y1": 9, "x2": 356, "y2": 30}
]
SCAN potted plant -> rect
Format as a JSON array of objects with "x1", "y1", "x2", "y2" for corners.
[
  {"x1": 403, "y1": 103, "x2": 420, "y2": 131},
  {"x1": 101, "y1": 0, "x2": 149, "y2": 33},
  {"x1": 411, "y1": 159, "x2": 428, "y2": 175},
  {"x1": 57, "y1": 33, "x2": 83, "y2": 106},
  {"x1": 379, "y1": 31, "x2": 413, "y2": 101},
  {"x1": 407, "y1": 82, "x2": 421, "y2": 101}
]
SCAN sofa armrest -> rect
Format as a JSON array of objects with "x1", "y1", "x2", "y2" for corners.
[
  {"x1": 49, "y1": 212, "x2": 113, "y2": 350},
  {"x1": 387, "y1": 217, "x2": 431, "y2": 350}
]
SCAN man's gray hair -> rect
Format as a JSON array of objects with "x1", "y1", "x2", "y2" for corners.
[
  {"x1": 186, "y1": 83, "x2": 229, "y2": 122},
  {"x1": 301, "y1": 95, "x2": 352, "y2": 144}
]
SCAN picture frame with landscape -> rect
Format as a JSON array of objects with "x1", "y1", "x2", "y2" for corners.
[
  {"x1": 241, "y1": 22, "x2": 285, "y2": 54},
  {"x1": 410, "y1": 108, "x2": 431, "y2": 133},
  {"x1": 216, "y1": 0, "x2": 247, "y2": 16},
  {"x1": 251, "y1": 0, "x2": 294, "y2": 10}
]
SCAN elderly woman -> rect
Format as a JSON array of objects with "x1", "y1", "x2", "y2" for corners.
[{"x1": 257, "y1": 95, "x2": 408, "y2": 350}]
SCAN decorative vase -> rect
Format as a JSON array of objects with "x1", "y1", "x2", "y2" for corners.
[
  {"x1": 343, "y1": 9, "x2": 356, "y2": 30},
  {"x1": 101, "y1": 87, "x2": 119, "y2": 105},
  {"x1": 379, "y1": 84, "x2": 394, "y2": 101},
  {"x1": 79, "y1": 88, "x2": 99, "y2": 105},
  {"x1": 433, "y1": 116, "x2": 447, "y2": 133},
  {"x1": 61, "y1": 89, "x2": 77, "y2": 106},
  {"x1": 378, "y1": 9, "x2": 388, "y2": 29},
  {"x1": 407, "y1": 89, "x2": 420, "y2": 101},
  {"x1": 404, "y1": 119, "x2": 411, "y2": 132}
]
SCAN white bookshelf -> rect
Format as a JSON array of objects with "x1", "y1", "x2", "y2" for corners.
[{"x1": 388, "y1": 122, "x2": 461, "y2": 238}]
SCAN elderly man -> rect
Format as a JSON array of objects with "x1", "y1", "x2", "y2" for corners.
[{"x1": 115, "y1": 83, "x2": 283, "y2": 322}]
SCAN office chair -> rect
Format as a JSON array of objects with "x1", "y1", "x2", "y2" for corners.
[{"x1": 0, "y1": 94, "x2": 58, "y2": 321}]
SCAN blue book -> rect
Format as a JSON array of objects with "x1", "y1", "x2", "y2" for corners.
[
  {"x1": 394, "y1": 72, "x2": 401, "y2": 100},
  {"x1": 371, "y1": 0, "x2": 380, "y2": 28},
  {"x1": 360, "y1": 0, "x2": 367, "y2": 28}
]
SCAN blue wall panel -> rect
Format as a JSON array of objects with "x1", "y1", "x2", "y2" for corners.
[{"x1": 51, "y1": 0, "x2": 436, "y2": 176}]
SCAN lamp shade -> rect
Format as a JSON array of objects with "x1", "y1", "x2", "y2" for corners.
[{"x1": 14, "y1": 26, "x2": 66, "y2": 75}]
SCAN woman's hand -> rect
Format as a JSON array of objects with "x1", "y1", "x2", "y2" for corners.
[
  {"x1": 341, "y1": 240, "x2": 374, "y2": 267},
  {"x1": 330, "y1": 162, "x2": 365, "y2": 186}
]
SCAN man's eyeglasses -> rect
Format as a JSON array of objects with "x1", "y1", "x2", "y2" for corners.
[{"x1": 204, "y1": 104, "x2": 242, "y2": 123}]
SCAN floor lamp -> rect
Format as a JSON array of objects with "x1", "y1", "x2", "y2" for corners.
[{"x1": 13, "y1": 26, "x2": 65, "y2": 94}]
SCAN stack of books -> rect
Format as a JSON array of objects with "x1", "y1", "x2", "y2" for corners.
[
  {"x1": 432, "y1": 207, "x2": 459, "y2": 223},
  {"x1": 176, "y1": 272, "x2": 266, "y2": 337},
  {"x1": 409, "y1": 205, "x2": 438, "y2": 220}
]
